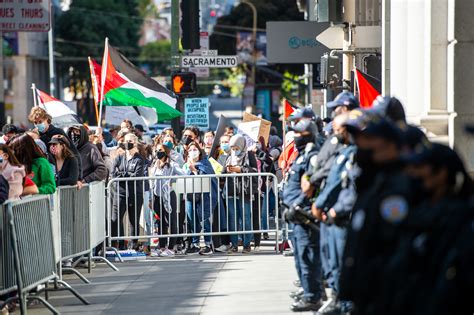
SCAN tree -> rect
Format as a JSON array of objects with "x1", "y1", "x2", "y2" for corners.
[
  {"x1": 55, "y1": 0, "x2": 145, "y2": 123},
  {"x1": 139, "y1": 40, "x2": 171, "y2": 77}
]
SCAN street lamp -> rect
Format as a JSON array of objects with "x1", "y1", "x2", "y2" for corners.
[{"x1": 240, "y1": 0, "x2": 257, "y2": 113}]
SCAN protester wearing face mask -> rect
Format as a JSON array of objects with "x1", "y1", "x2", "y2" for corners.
[
  {"x1": 184, "y1": 142, "x2": 218, "y2": 255},
  {"x1": 222, "y1": 134, "x2": 258, "y2": 254},
  {"x1": 0, "y1": 144, "x2": 26, "y2": 200},
  {"x1": 67, "y1": 125, "x2": 107, "y2": 184},
  {"x1": 111, "y1": 133, "x2": 146, "y2": 250},
  {"x1": 151, "y1": 143, "x2": 185, "y2": 257},
  {"x1": 9, "y1": 134, "x2": 56, "y2": 195},
  {"x1": 49, "y1": 136, "x2": 80, "y2": 186},
  {"x1": 217, "y1": 135, "x2": 231, "y2": 166},
  {"x1": 28, "y1": 107, "x2": 69, "y2": 144},
  {"x1": 179, "y1": 126, "x2": 201, "y2": 156},
  {"x1": 162, "y1": 133, "x2": 184, "y2": 167}
]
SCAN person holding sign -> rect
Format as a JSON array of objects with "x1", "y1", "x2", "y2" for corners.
[{"x1": 222, "y1": 134, "x2": 257, "y2": 254}]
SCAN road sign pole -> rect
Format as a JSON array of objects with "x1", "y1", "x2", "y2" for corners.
[
  {"x1": 342, "y1": 24, "x2": 353, "y2": 90},
  {"x1": 0, "y1": 31, "x2": 5, "y2": 126},
  {"x1": 171, "y1": 0, "x2": 181, "y2": 136},
  {"x1": 48, "y1": 18, "x2": 56, "y2": 97}
]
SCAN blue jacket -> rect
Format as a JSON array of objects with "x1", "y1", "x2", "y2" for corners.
[
  {"x1": 282, "y1": 143, "x2": 319, "y2": 207},
  {"x1": 315, "y1": 144, "x2": 356, "y2": 217}
]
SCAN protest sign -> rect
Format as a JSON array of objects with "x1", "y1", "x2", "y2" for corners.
[
  {"x1": 185, "y1": 98, "x2": 209, "y2": 130},
  {"x1": 242, "y1": 112, "x2": 271, "y2": 145}
]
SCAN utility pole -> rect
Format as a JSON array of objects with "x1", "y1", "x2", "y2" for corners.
[
  {"x1": 171, "y1": 0, "x2": 182, "y2": 138},
  {"x1": 342, "y1": 23, "x2": 353, "y2": 90},
  {"x1": 0, "y1": 31, "x2": 5, "y2": 126},
  {"x1": 48, "y1": 15, "x2": 56, "y2": 97},
  {"x1": 305, "y1": 2, "x2": 313, "y2": 106}
]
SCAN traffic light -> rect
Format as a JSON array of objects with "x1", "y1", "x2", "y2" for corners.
[
  {"x1": 181, "y1": 0, "x2": 200, "y2": 50},
  {"x1": 171, "y1": 72, "x2": 197, "y2": 95}
]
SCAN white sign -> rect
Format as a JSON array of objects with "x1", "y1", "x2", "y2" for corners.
[
  {"x1": 316, "y1": 25, "x2": 382, "y2": 49},
  {"x1": 237, "y1": 120, "x2": 261, "y2": 148},
  {"x1": 181, "y1": 56, "x2": 238, "y2": 68},
  {"x1": 105, "y1": 106, "x2": 157, "y2": 127},
  {"x1": 190, "y1": 32, "x2": 210, "y2": 78},
  {"x1": 201, "y1": 50, "x2": 218, "y2": 56},
  {"x1": 185, "y1": 98, "x2": 209, "y2": 130},
  {"x1": 0, "y1": 0, "x2": 51, "y2": 32},
  {"x1": 316, "y1": 26, "x2": 344, "y2": 49}
]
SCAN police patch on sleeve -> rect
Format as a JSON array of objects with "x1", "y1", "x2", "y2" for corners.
[{"x1": 380, "y1": 196, "x2": 409, "y2": 224}]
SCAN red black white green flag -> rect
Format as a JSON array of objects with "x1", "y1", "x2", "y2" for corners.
[{"x1": 354, "y1": 68, "x2": 381, "y2": 108}]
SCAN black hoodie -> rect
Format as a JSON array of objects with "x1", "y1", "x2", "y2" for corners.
[{"x1": 67, "y1": 125, "x2": 107, "y2": 183}]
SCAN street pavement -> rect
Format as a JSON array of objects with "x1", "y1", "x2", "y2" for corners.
[{"x1": 27, "y1": 244, "x2": 313, "y2": 315}]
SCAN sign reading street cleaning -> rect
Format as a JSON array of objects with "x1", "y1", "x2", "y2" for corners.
[
  {"x1": 181, "y1": 56, "x2": 238, "y2": 68},
  {"x1": 0, "y1": 0, "x2": 51, "y2": 32},
  {"x1": 185, "y1": 98, "x2": 209, "y2": 130}
]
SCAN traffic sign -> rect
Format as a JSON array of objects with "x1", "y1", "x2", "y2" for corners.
[
  {"x1": 0, "y1": 0, "x2": 51, "y2": 32},
  {"x1": 181, "y1": 56, "x2": 238, "y2": 68},
  {"x1": 316, "y1": 26, "x2": 344, "y2": 49},
  {"x1": 316, "y1": 25, "x2": 382, "y2": 49},
  {"x1": 189, "y1": 32, "x2": 210, "y2": 77}
]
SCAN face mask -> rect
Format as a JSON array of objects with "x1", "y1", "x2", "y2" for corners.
[
  {"x1": 36, "y1": 123, "x2": 47, "y2": 133},
  {"x1": 50, "y1": 146, "x2": 59, "y2": 156},
  {"x1": 221, "y1": 143, "x2": 230, "y2": 153},
  {"x1": 156, "y1": 151, "x2": 167, "y2": 160},
  {"x1": 294, "y1": 134, "x2": 313, "y2": 150},
  {"x1": 232, "y1": 149, "x2": 241, "y2": 157},
  {"x1": 354, "y1": 148, "x2": 374, "y2": 170},
  {"x1": 205, "y1": 137, "x2": 214, "y2": 145},
  {"x1": 125, "y1": 142, "x2": 134, "y2": 151},
  {"x1": 0, "y1": 156, "x2": 4, "y2": 168},
  {"x1": 188, "y1": 150, "x2": 199, "y2": 160},
  {"x1": 182, "y1": 136, "x2": 193, "y2": 146},
  {"x1": 71, "y1": 133, "x2": 80, "y2": 146},
  {"x1": 164, "y1": 141, "x2": 174, "y2": 150}
]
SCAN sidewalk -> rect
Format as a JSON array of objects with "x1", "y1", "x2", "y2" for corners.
[{"x1": 27, "y1": 247, "x2": 314, "y2": 315}]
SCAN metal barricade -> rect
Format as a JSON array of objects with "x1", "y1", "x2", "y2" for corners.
[
  {"x1": 106, "y1": 173, "x2": 280, "y2": 252},
  {"x1": 0, "y1": 203, "x2": 16, "y2": 297},
  {"x1": 3, "y1": 195, "x2": 89, "y2": 314}
]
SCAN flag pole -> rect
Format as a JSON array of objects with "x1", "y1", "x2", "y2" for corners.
[
  {"x1": 282, "y1": 98, "x2": 286, "y2": 151},
  {"x1": 88, "y1": 56, "x2": 100, "y2": 124},
  {"x1": 31, "y1": 83, "x2": 38, "y2": 107},
  {"x1": 98, "y1": 37, "x2": 109, "y2": 127}
]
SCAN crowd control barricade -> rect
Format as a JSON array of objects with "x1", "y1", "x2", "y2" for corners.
[
  {"x1": 1, "y1": 195, "x2": 89, "y2": 314},
  {"x1": 106, "y1": 173, "x2": 280, "y2": 251},
  {"x1": 0, "y1": 203, "x2": 16, "y2": 298},
  {"x1": 55, "y1": 182, "x2": 117, "y2": 283}
]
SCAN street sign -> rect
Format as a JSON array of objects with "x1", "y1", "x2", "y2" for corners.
[
  {"x1": 181, "y1": 56, "x2": 238, "y2": 68},
  {"x1": 190, "y1": 32, "x2": 210, "y2": 78},
  {"x1": 266, "y1": 21, "x2": 330, "y2": 64},
  {"x1": 316, "y1": 26, "x2": 344, "y2": 49},
  {"x1": 316, "y1": 25, "x2": 382, "y2": 49},
  {"x1": 185, "y1": 98, "x2": 210, "y2": 130},
  {"x1": 0, "y1": 0, "x2": 51, "y2": 32}
]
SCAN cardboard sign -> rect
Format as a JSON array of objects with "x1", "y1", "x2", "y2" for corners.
[
  {"x1": 0, "y1": 0, "x2": 51, "y2": 32},
  {"x1": 243, "y1": 112, "x2": 272, "y2": 145},
  {"x1": 209, "y1": 115, "x2": 227, "y2": 158}
]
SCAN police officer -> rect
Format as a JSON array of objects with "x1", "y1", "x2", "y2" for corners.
[
  {"x1": 338, "y1": 116, "x2": 419, "y2": 315},
  {"x1": 281, "y1": 119, "x2": 323, "y2": 312},
  {"x1": 312, "y1": 111, "x2": 361, "y2": 314},
  {"x1": 378, "y1": 143, "x2": 474, "y2": 314}
]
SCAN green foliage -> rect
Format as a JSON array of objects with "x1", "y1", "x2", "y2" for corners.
[{"x1": 139, "y1": 40, "x2": 171, "y2": 77}]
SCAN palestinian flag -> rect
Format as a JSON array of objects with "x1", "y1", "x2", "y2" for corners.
[
  {"x1": 100, "y1": 39, "x2": 181, "y2": 121},
  {"x1": 88, "y1": 57, "x2": 101, "y2": 106},
  {"x1": 354, "y1": 69, "x2": 381, "y2": 108},
  {"x1": 284, "y1": 99, "x2": 295, "y2": 120},
  {"x1": 35, "y1": 88, "x2": 82, "y2": 128}
]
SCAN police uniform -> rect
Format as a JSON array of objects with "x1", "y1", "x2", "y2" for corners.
[
  {"x1": 314, "y1": 144, "x2": 357, "y2": 312},
  {"x1": 282, "y1": 142, "x2": 321, "y2": 304}
]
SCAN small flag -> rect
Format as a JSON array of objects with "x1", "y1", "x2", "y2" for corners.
[
  {"x1": 88, "y1": 57, "x2": 102, "y2": 106},
  {"x1": 100, "y1": 40, "x2": 182, "y2": 122},
  {"x1": 35, "y1": 88, "x2": 81, "y2": 128},
  {"x1": 354, "y1": 69, "x2": 381, "y2": 108},
  {"x1": 284, "y1": 99, "x2": 296, "y2": 119}
]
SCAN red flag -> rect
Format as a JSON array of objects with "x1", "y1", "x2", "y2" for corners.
[
  {"x1": 355, "y1": 69, "x2": 381, "y2": 108},
  {"x1": 284, "y1": 99, "x2": 295, "y2": 119}
]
